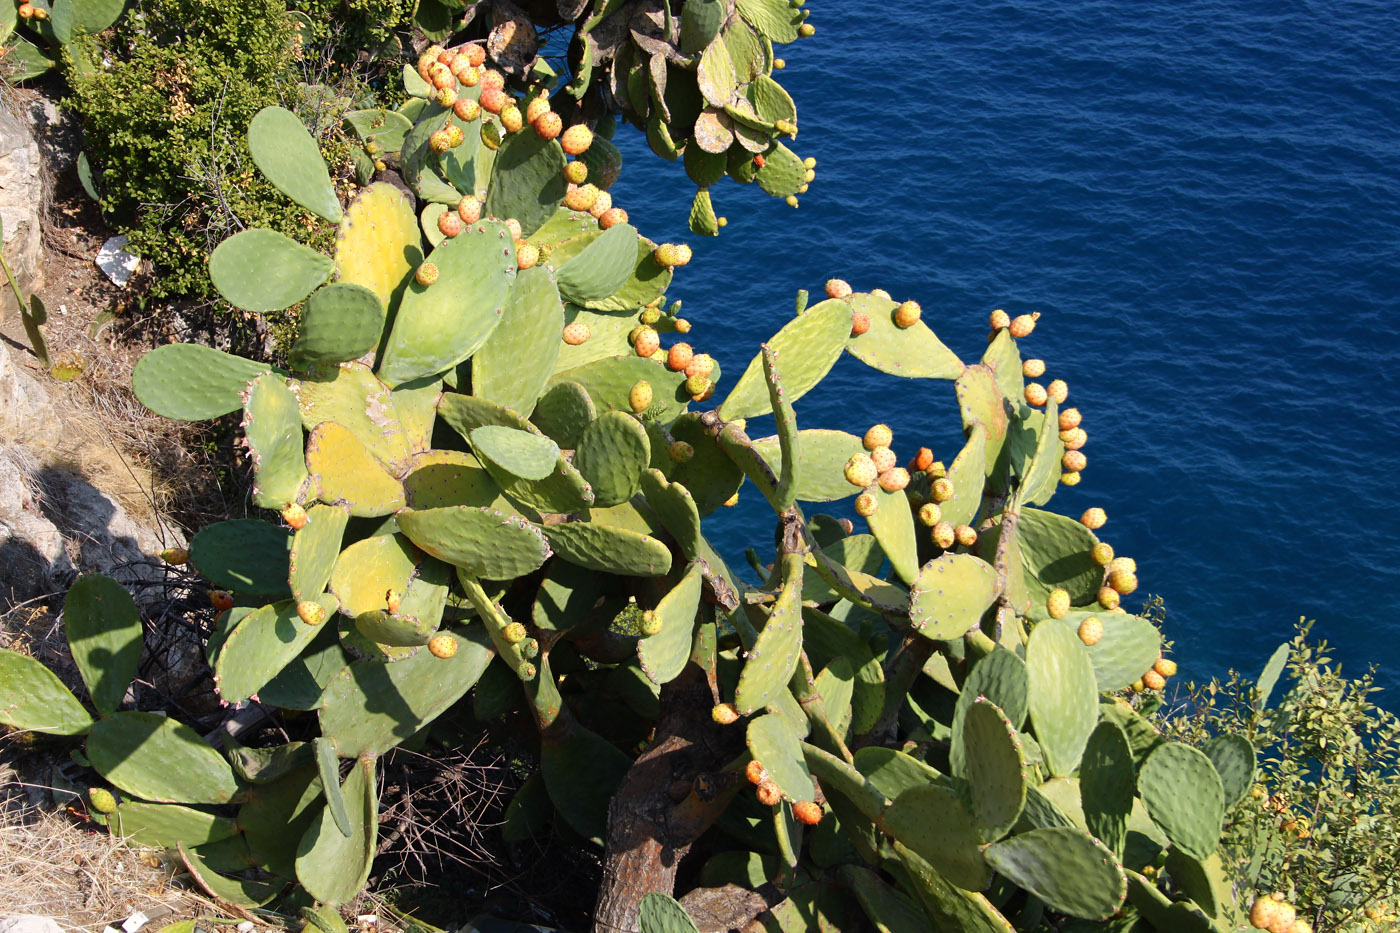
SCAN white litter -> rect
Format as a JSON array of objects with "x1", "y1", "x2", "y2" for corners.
[
  {"x1": 236, "y1": 922, "x2": 254, "y2": 933},
  {"x1": 122, "y1": 912, "x2": 150, "y2": 933},
  {"x1": 96, "y1": 235, "x2": 141, "y2": 287}
]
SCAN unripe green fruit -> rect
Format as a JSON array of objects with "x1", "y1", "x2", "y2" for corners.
[
  {"x1": 518, "y1": 662, "x2": 537, "y2": 681},
  {"x1": 684, "y1": 374, "x2": 711, "y2": 397},
  {"x1": 668, "y1": 441, "x2": 694, "y2": 463},
  {"x1": 1047, "y1": 588, "x2": 1071, "y2": 619},
  {"x1": 639, "y1": 610, "x2": 662, "y2": 636},
  {"x1": 416, "y1": 262, "x2": 439, "y2": 286},
  {"x1": 629, "y1": 380, "x2": 653, "y2": 413},
  {"x1": 639, "y1": 306, "x2": 661, "y2": 325},
  {"x1": 429, "y1": 129, "x2": 452, "y2": 153},
  {"x1": 365, "y1": 141, "x2": 380, "y2": 156},
  {"x1": 503, "y1": 622, "x2": 527, "y2": 644},
  {"x1": 501, "y1": 106, "x2": 524, "y2": 133},
  {"x1": 520, "y1": 638, "x2": 539, "y2": 659},
  {"x1": 435, "y1": 87, "x2": 458, "y2": 108},
  {"x1": 926, "y1": 460, "x2": 947, "y2": 479},
  {"x1": 88, "y1": 787, "x2": 117, "y2": 814},
  {"x1": 918, "y1": 502, "x2": 942, "y2": 527}
]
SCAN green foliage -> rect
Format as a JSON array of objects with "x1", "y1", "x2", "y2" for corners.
[{"x1": 1159, "y1": 622, "x2": 1400, "y2": 931}]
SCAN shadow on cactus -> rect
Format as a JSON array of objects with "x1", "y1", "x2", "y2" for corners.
[{"x1": 0, "y1": 91, "x2": 1276, "y2": 932}]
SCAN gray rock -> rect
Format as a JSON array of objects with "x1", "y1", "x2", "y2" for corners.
[
  {"x1": 0, "y1": 103, "x2": 45, "y2": 315},
  {"x1": 0, "y1": 917, "x2": 65, "y2": 933}
]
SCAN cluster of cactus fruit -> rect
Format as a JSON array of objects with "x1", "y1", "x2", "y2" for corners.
[
  {"x1": 3, "y1": 0, "x2": 124, "y2": 81},
  {"x1": 0, "y1": 30, "x2": 1292, "y2": 930}
]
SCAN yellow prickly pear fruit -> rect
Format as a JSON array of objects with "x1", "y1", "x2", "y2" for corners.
[
  {"x1": 598, "y1": 206, "x2": 629, "y2": 229},
  {"x1": 1060, "y1": 471, "x2": 1082, "y2": 486},
  {"x1": 561, "y1": 124, "x2": 593, "y2": 155},
  {"x1": 1063, "y1": 450, "x2": 1087, "y2": 472},
  {"x1": 854, "y1": 492, "x2": 879, "y2": 517},
  {"x1": 1009, "y1": 312, "x2": 1039, "y2": 338},
  {"x1": 878, "y1": 467, "x2": 910, "y2": 493},
  {"x1": 160, "y1": 547, "x2": 189, "y2": 565},
  {"x1": 428, "y1": 633, "x2": 458, "y2": 658},
  {"x1": 516, "y1": 242, "x2": 540, "y2": 270},
  {"x1": 863, "y1": 424, "x2": 893, "y2": 450},
  {"x1": 1109, "y1": 556, "x2": 1137, "y2": 575},
  {"x1": 632, "y1": 325, "x2": 660, "y2": 357},
  {"x1": 501, "y1": 105, "x2": 524, "y2": 133},
  {"x1": 562, "y1": 321, "x2": 591, "y2": 345},
  {"x1": 793, "y1": 800, "x2": 823, "y2": 825},
  {"x1": 931, "y1": 521, "x2": 956, "y2": 549},
  {"x1": 1080, "y1": 507, "x2": 1107, "y2": 529},
  {"x1": 674, "y1": 318, "x2": 691, "y2": 334},
  {"x1": 684, "y1": 374, "x2": 712, "y2": 398},
  {"x1": 989, "y1": 309, "x2": 1010, "y2": 330},
  {"x1": 653, "y1": 243, "x2": 692, "y2": 267},
  {"x1": 1047, "y1": 588, "x2": 1071, "y2": 619},
  {"x1": 1097, "y1": 586, "x2": 1121, "y2": 610},
  {"x1": 954, "y1": 524, "x2": 978, "y2": 547},
  {"x1": 723, "y1": 492, "x2": 739, "y2": 507},
  {"x1": 918, "y1": 503, "x2": 942, "y2": 527},
  {"x1": 844, "y1": 453, "x2": 879, "y2": 487},
  {"x1": 525, "y1": 96, "x2": 551, "y2": 124},
  {"x1": 1062, "y1": 427, "x2": 1088, "y2": 450},
  {"x1": 893, "y1": 301, "x2": 921, "y2": 328},
  {"x1": 785, "y1": 195, "x2": 799, "y2": 207},
  {"x1": 1047, "y1": 379, "x2": 1069, "y2": 403},
  {"x1": 505, "y1": 218, "x2": 523, "y2": 239},
  {"x1": 1154, "y1": 657, "x2": 1177, "y2": 677},
  {"x1": 415, "y1": 262, "x2": 439, "y2": 286},
  {"x1": 798, "y1": 22, "x2": 815, "y2": 37},
  {"x1": 444, "y1": 123, "x2": 465, "y2": 148},
  {"x1": 712, "y1": 703, "x2": 740, "y2": 725},
  {"x1": 926, "y1": 460, "x2": 947, "y2": 479},
  {"x1": 931, "y1": 477, "x2": 954, "y2": 502},
  {"x1": 88, "y1": 787, "x2": 117, "y2": 814},
  {"x1": 1142, "y1": 669, "x2": 1166, "y2": 690},
  {"x1": 639, "y1": 610, "x2": 662, "y2": 636},
  {"x1": 503, "y1": 622, "x2": 527, "y2": 644},
  {"x1": 773, "y1": 57, "x2": 786, "y2": 69},
  {"x1": 1023, "y1": 358, "x2": 1046, "y2": 378},
  {"x1": 435, "y1": 86, "x2": 458, "y2": 108},
  {"x1": 297, "y1": 601, "x2": 326, "y2": 626},
  {"x1": 1108, "y1": 570, "x2": 1138, "y2": 595},
  {"x1": 1059, "y1": 408, "x2": 1082, "y2": 430},
  {"x1": 629, "y1": 380, "x2": 653, "y2": 413},
  {"x1": 1092, "y1": 542, "x2": 1115, "y2": 566},
  {"x1": 870, "y1": 445, "x2": 897, "y2": 473},
  {"x1": 386, "y1": 589, "x2": 401, "y2": 613},
  {"x1": 825, "y1": 278, "x2": 852, "y2": 299},
  {"x1": 685, "y1": 354, "x2": 716, "y2": 379},
  {"x1": 564, "y1": 160, "x2": 587, "y2": 184},
  {"x1": 1078, "y1": 616, "x2": 1104, "y2": 646},
  {"x1": 668, "y1": 441, "x2": 694, "y2": 463},
  {"x1": 756, "y1": 780, "x2": 782, "y2": 806},
  {"x1": 429, "y1": 129, "x2": 452, "y2": 153},
  {"x1": 564, "y1": 182, "x2": 599, "y2": 211},
  {"x1": 1025, "y1": 383, "x2": 1048, "y2": 406}
]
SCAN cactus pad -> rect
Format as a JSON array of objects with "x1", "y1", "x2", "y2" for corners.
[
  {"x1": 962, "y1": 698, "x2": 1027, "y2": 841},
  {"x1": 753, "y1": 429, "x2": 865, "y2": 502},
  {"x1": 305, "y1": 422, "x2": 405, "y2": 516},
  {"x1": 0, "y1": 649, "x2": 94, "y2": 735},
  {"x1": 471, "y1": 266, "x2": 563, "y2": 414},
  {"x1": 575, "y1": 410, "x2": 652, "y2": 507},
  {"x1": 554, "y1": 223, "x2": 640, "y2": 303},
  {"x1": 541, "y1": 520, "x2": 672, "y2": 577},
  {"x1": 289, "y1": 504, "x2": 350, "y2": 601},
  {"x1": 247, "y1": 106, "x2": 342, "y2": 222},
  {"x1": 719, "y1": 298, "x2": 851, "y2": 420},
  {"x1": 1017, "y1": 507, "x2": 1102, "y2": 606},
  {"x1": 1137, "y1": 742, "x2": 1225, "y2": 860},
  {"x1": 1052, "y1": 611, "x2": 1161, "y2": 692},
  {"x1": 531, "y1": 380, "x2": 597, "y2": 448},
  {"x1": 908, "y1": 553, "x2": 1001, "y2": 640},
  {"x1": 113, "y1": 801, "x2": 239, "y2": 849},
  {"x1": 469, "y1": 425, "x2": 562, "y2": 481},
  {"x1": 132, "y1": 344, "x2": 272, "y2": 422},
  {"x1": 640, "y1": 470, "x2": 702, "y2": 561},
  {"x1": 1026, "y1": 619, "x2": 1099, "y2": 777},
  {"x1": 243, "y1": 373, "x2": 309, "y2": 509},
  {"x1": 866, "y1": 485, "x2": 920, "y2": 586},
  {"x1": 87, "y1": 712, "x2": 240, "y2": 804},
  {"x1": 940, "y1": 423, "x2": 988, "y2": 529},
  {"x1": 295, "y1": 755, "x2": 377, "y2": 905},
  {"x1": 294, "y1": 362, "x2": 417, "y2": 467},
  {"x1": 747, "y1": 710, "x2": 815, "y2": 805},
  {"x1": 550, "y1": 355, "x2": 689, "y2": 422},
  {"x1": 637, "y1": 563, "x2": 704, "y2": 685},
  {"x1": 983, "y1": 827, "x2": 1127, "y2": 920},
  {"x1": 1079, "y1": 720, "x2": 1136, "y2": 859},
  {"x1": 291, "y1": 283, "x2": 385, "y2": 365},
  {"x1": 335, "y1": 182, "x2": 420, "y2": 307},
  {"x1": 1204, "y1": 733, "x2": 1256, "y2": 808},
  {"x1": 846, "y1": 292, "x2": 963, "y2": 380},
  {"x1": 209, "y1": 228, "x2": 334, "y2": 314},
  {"x1": 191, "y1": 519, "x2": 293, "y2": 595},
  {"x1": 63, "y1": 573, "x2": 142, "y2": 717},
  {"x1": 397, "y1": 506, "x2": 551, "y2": 579},
  {"x1": 637, "y1": 892, "x2": 702, "y2": 933},
  {"x1": 734, "y1": 553, "x2": 803, "y2": 714},
  {"x1": 883, "y1": 783, "x2": 992, "y2": 891},
  {"x1": 541, "y1": 720, "x2": 632, "y2": 844}
]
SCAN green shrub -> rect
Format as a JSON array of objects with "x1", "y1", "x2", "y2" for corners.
[
  {"x1": 1160, "y1": 622, "x2": 1400, "y2": 931},
  {"x1": 65, "y1": 0, "x2": 357, "y2": 304}
]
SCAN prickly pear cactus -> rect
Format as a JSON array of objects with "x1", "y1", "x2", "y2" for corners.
[{"x1": 1, "y1": 41, "x2": 1251, "y2": 929}]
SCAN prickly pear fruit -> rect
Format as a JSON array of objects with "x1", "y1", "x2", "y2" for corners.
[
  {"x1": 562, "y1": 322, "x2": 592, "y2": 345},
  {"x1": 793, "y1": 801, "x2": 823, "y2": 825},
  {"x1": 1108, "y1": 556, "x2": 1137, "y2": 575},
  {"x1": 931, "y1": 522, "x2": 956, "y2": 549},
  {"x1": 1009, "y1": 312, "x2": 1039, "y2": 338},
  {"x1": 438, "y1": 211, "x2": 463, "y2": 237},
  {"x1": 87, "y1": 787, "x2": 117, "y2": 813},
  {"x1": 844, "y1": 454, "x2": 879, "y2": 488},
  {"x1": 1023, "y1": 358, "x2": 1046, "y2": 378},
  {"x1": 685, "y1": 354, "x2": 716, "y2": 379},
  {"x1": 878, "y1": 467, "x2": 910, "y2": 493},
  {"x1": 458, "y1": 196, "x2": 483, "y2": 223},
  {"x1": 521, "y1": 638, "x2": 540, "y2": 660},
  {"x1": 505, "y1": 218, "x2": 523, "y2": 239},
  {"x1": 989, "y1": 309, "x2": 1010, "y2": 330},
  {"x1": 893, "y1": 301, "x2": 921, "y2": 328},
  {"x1": 854, "y1": 492, "x2": 878, "y2": 517},
  {"x1": 1091, "y1": 542, "x2": 1115, "y2": 566},
  {"x1": 850, "y1": 312, "x2": 870, "y2": 336},
  {"x1": 428, "y1": 633, "x2": 458, "y2": 659},
  {"x1": 909, "y1": 447, "x2": 934, "y2": 472},
  {"x1": 684, "y1": 375, "x2": 712, "y2": 398},
  {"x1": 674, "y1": 319, "x2": 691, "y2": 334},
  {"x1": 667, "y1": 343, "x2": 694, "y2": 372},
  {"x1": 713, "y1": 703, "x2": 740, "y2": 725},
  {"x1": 1060, "y1": 471, "x2": 1082, "y2": 486},
  {"x1": 1062, "y1": 427, "x2": 1087, "y2": 450},
  {"x1": 517, "y1": 242, "x2": 540, "y2": 270},
  {"x1": 281, "y1": 503, "x2": 308, "y2": 529},
  {"x1": 1078, "y1": 616, "x2": 1104, "y2": 646},
  {"x1": 1059, "y1": 408, "x2": 1083, "y2": 430},
  {"x1": 1097, "y1": 587, "x2": 1121, "y2": 611},
  {"x1": 798, "y1": 23, "x2": 815, "y2": 37},
  {"x1": 870, "y1": 445, "x2": 896, "y2": 474},
  {"x1": 588, "y1": 191, "x2": 613, "y2": 217},
  {"x1": 825, "y1": 279, "x2": 852, "y2": 299},
  {"x1": 633, "y1": 326, "x2": 660, "y2": 357},
  {"x1": 503, "y1": 622, "x2": 527, "y2": 644},
  {"x1": 926, "y1": 460, "x2": 947, "y2": 479},
  {"x1": 1063, "y1": 450, "x2": 1087, "y2": 472},
  {"x1": 210, "y1": 590, "x2": 234, "y2": 611},
  {"x1": 1047, "y1": 379, "x2": 1068, "y2": 403},
  {"x1": 1153, "y1": 658, "x2": 1177, "y2": 677},
  {"x1": 1107, "y1": 570, "x2": 1138, "y2": 595},
  {"x1": 1249, "y1": 896, "x2": 1287, "y2": 932},
  {"x1": 746, "y1": 760, "x2": 767, "y2": 785},
  {"x1": 386, "y1": 589, "x2": 401, "y2": 613},
  {"x1": 653, "y1": 244, "x2": 692, "y2": 268},
  {"x1": 564, "y1": 160, "x2": 587, "y2": 184},
  {"x1": 416, "y1": 263, "x2": 439, "y2": 286},
  {"x1": 756, "y1": 781, "x2": 782, "y2": 806},
  {"x1": 629, "y1": 380, "x2": 653, "y2": 413},
  {"x1": 955, "y1": 524, "x2": 978, "y2": 547},
  {"x1": 931, "y1": 477, "x2": 954, "y2": 503},
  {"x1": 297, "y1": 601, "x2": 326, "y2": 626},
  {"x1": 1142, "y1": 669, "x2": 1165, "y2": 690},
  {"x1": 668, "y1": 442, "x2": 695, "y2": 463},
  {"x1": 918, "y1": 503, "x2": 942, "y2": 527},
  {"x1": 598, "y1": 207, "x2": 629, "y2": 229},
  {"x1": 1047, "y1": 588, "x2": 1071, "y2": 619},
  {"x1": 561, "y1": 125, "x2": 593, "y2": 155},
  {"x1": 564, "y1": 183, "x2": 599, "y2": 211},
  {"x1": 1080, "y1": 507, "x2": 1106, "y2": 530},
  {"x1": 480, "y1": 87, "x2": 507, "y2": 114},
  {"x1": 1025, "y1": 383, "x2": 1048, "y2": 406},
  {"x1": 863, "y1": 424, "x2": 893, "y2": 450},
  {"x1": 638, "y1": 610, "x2": 663, "y2": 636},
  {"x1": 435, "y1": 87, "x2": 459, "y2": 109},
  {"x1": 464, "y1": 43, "x2": 486, "y2": 67},
  {"x1": 160, "y1": 547, "x2": 189, "y2": 566}
]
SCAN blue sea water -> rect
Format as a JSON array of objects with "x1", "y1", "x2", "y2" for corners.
[{"x1": 604, "y1": 0, "x2": 1400, "y2": 693}]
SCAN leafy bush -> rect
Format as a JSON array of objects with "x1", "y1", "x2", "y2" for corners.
[
  {"x1": 1160, "y1": 622, "x2": 1400, "y2": 931},
  {"x1": 64, "y1": 0, "x2": 357, "y2": 302}
]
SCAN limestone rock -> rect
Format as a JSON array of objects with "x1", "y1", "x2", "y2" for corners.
[{"x1": 0, "y1": 103, "x2": 44, "y2": 315}]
